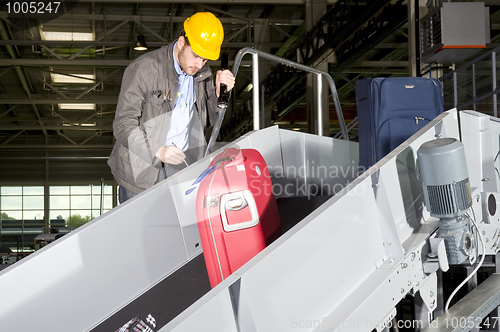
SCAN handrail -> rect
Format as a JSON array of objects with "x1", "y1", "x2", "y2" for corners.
[
  {"x1": 232, "y1": 47, "x2": 349, "y2": 140},
  {"x1": 439, "y1": 45, "x2": 500, "y2": 117},
  {"x1": 439, "y1": 45, "x2": 500, "y2": 80}
]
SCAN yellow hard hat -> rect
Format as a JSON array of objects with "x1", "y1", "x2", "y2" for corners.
[{"x1": 183, "y1": 12, "x2": 224, "y2": 61}]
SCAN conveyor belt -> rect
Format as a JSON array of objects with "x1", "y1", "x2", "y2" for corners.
[
  {"x1": 90, "y1": 195, "x2": 332, "y2": 331},
  {"x1": 277, "y1": 195, "x2": 332, "y2": 232},
  {"x1": 90, "y1": 254, "x2": 211, "y2": 332}
]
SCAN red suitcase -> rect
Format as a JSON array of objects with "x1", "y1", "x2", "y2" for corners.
[{"x1": 196, "y1": 147, "x2": 282, "y2": 288}]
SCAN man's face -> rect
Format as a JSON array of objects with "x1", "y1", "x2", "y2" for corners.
[{"x1": 177, "y1": 37, "x2": 208, "y2": 76}]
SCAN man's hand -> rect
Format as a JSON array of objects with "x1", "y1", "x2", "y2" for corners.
[
  {"x1": 155, "y1": 145, "x2": 186, "y2": 165},
  {"x1": 215, "y1": 69, "x2": 235, "y2": 98}
]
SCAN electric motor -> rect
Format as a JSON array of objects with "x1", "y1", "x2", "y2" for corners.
[
  {"x1": 417, "y1": 137, "x2": 472, "y2": 219},
  {"x1": 417, "y1": 137, "x2": 475, "y2": 265}
]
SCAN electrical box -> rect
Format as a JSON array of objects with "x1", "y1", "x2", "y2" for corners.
[{"x1": 421, "y1": 2, "x2": 490, "y2": 63}]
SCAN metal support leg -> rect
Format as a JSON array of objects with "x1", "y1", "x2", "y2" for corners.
[
  {"x1": 316, "y1": 73, "x2": 323, "y2": 136},
  {"x1": 252, "y1": 53, "x2": 260, "y2": 130},
  {"x1": 453, "y1": 71, "x2": 458, "y2": 109},
  {"x1": 472, "y1": 64, "x2": 476, "y2": 112},
  {"x1": 493, "y1": 52, "x2": 497, "y2": 118}
]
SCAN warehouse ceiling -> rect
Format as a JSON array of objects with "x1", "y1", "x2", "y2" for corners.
[{"x1": 0, "y1": 0, "x2": 499, "y2": 183}]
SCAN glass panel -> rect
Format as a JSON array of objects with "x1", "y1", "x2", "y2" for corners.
[
  {"x1": 50, "y1": 186, "x2": 69, "y2": 195},
  {"x1": 92, "y1": 207, "x2": 112, "y2": 217},
  {"x1": 91, "y1": 185, "x2": 113, "y2": 195},
  {"x1": 92, "y1": 195, "x2": 101, "y2": 209},
  {"x1": 1, "y1": 210, "x2": 22, "y2": 219},
  {"x1": 70, "y1": 210, "x2": 92, "y2": 219},
  {"x1": 50, "y1": 210, "x2": 69, "y2": 221},
  {"x1": 104, "y1": 186, "x2": 112, "y2": 195},
  {"x1": 67, "y1": 211, "x2": 92, "y2": 230},
  {"x1": 1, "y1": 196, "x2": 22, "y2": 210},
  {"x1": 92, "y1": 195, "x2": 112, "y2": 209},
  {"x1": 104, "y1": 195, "x2": 112, "y2": 209},
  {"x1": 50, "y1": 217, "x2": 66, "y2": 229},
  {"x1": 50, "y1": 196, "x2": 69, "y2": 209},
  {"x1": 23, "y1": 215, "x2": 45, "y2": 228},
  {"x1": 1, "y1": 187, "x2": 22, "y2": 195},
  {"x1": 23, "y1": 210, "x2": 44, "y2": 220},
  {"x1": 92, "y1": 209, "x2": 100, "y2": 218},
  {"x1": 23, "y1": 196, "x2": 44, "y2": 209},
  {"x1": 71, "y1": 196, "x2": 91, "y2": 210},
  {"x1": 71, "y1": 186, "x2": 92, "y2": 195},
  {"x1": 23, "y1": 186, "x2": 44, "y2": 195}
]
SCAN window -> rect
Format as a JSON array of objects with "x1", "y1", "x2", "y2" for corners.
[
  {"x1": 0, "y1": 185, "x2": 114, "y2": 253},
  {"x1": 0, "y1": 186, "x2": 44, "y2": 253},
  {"x1": 49, "y1": 185, "x2": 112, "y2": 231}
]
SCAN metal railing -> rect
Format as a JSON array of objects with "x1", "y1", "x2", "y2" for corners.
[
  {"x1": 232, "y1": 48, "x2": 349, "y2": 140},
  {"x1": 439, "y1": 45, "x2": 500, "y2": 116}
]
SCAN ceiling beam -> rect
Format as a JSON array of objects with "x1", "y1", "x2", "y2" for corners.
[
  {"x1": 77, "y1": 0, "x2": 306, "y2": 5},
  {"x1": 0, "y1": 97, "x2": 118, "y2": 104},
  {"x1": 0, "y1": 125, "x2": 112, "y2": 130},
  {"x1": 0, "y1": 12, "x2": 304, "y2": 25},
  {"x1": 0, "y1": 58, "x2": 132, "y2": 67},
  {"x1": 0, "y1": 58, "x2": 254, "y2": 67},
  {"x1": 0, "y1": 145, "x2": 113, "y2": 149},
  {"x1": 0, "y1": 40, "x2": 283, "y2": 48}
]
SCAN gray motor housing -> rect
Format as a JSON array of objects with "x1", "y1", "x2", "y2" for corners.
[
  {"x1": 438, "y1": 215, "x2": 475, "y2": 265},
  {"x1": 417, "y1": 137, "x2": 476, "y2": 265},
  {"x1": 417, "y1": 137, "x2": 472, "y2": 219}
]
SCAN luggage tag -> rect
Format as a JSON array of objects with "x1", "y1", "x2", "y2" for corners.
[{"x1": 184, "y1": 147, "x2": 243, "y2": 196}]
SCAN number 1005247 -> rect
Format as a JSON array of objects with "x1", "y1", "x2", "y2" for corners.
[{"x1": 5, "y1": 2, "x2": 61, "y2": 15}]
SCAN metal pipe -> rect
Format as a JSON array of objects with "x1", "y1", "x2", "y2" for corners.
[
  {"x1": 472, "y1": 64, "x2": 476, "y2": 112},
  {"x1": 316, "y1": 73, "x2": 323, "y2": 136},
  {"x1": 232, "y1": 47, "x2": 348, "y2": 140},
  {"x1": 493, "y1": 52, "x2": 497, "y2": 118},
  {"x1": 453, "y1": 71, "x2": 458, "y2": 108},
  {"x1": 252, "y1": 53, "x2": 260, "y2": 131},
  {"x1": 100, "y1": 177, "x2": 105, "y2": 216},
  {"x1": 414, "y1": 0, "x2": 421, "y2": 77},
  {"x1": 261, "y1": 84, "x2": 265, "y2": 129}
]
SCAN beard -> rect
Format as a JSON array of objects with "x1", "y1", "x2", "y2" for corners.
[{"x1": 178, "y1": 45, "x2": 200, "y2": 76}]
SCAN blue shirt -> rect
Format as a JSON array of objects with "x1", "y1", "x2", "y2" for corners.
[{"x1": 165, "y1": 42, "x2": 196, "y2": 151}]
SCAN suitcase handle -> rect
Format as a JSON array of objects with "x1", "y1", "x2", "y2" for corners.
[{"x1": 220, "y1": 190, "x2": 259, "y2": 232}]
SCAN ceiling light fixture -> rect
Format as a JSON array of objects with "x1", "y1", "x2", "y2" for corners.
[
  {"x1": 134, "y1": 35, "x2": 148, "y2": 51},
  {"x1": 59, "y1": 103, "x2": 96, "y2": 110},
  {"x1": 51, "y1": 73, "x2": 94, "y2": 84},
  {"x1": 42, "y1": 31, "x2": 94, "y2": 41}
]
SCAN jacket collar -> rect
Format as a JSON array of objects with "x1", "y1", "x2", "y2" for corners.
[{"x1": 165, "y1": 40, "x2": 212, "y2": 83}]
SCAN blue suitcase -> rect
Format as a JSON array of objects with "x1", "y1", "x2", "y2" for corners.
[{"x1": 355, "y1": 77, "x2": 444, "y2": 171}]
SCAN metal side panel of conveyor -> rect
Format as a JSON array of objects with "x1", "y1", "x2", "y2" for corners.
[
  {"x1": 0, "y1": 125, "x2": 360, "y2": 332},
  {"x1": 159, "y1": 112, "x2": 461, "y2": 332}
]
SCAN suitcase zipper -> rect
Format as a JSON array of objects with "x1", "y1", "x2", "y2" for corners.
[
  {"x1": 206, "y1": 159, "x2": 226, "y2": 282},
  {"x1": 377, "y1": 116, "x2": 430, "y2": 136},
  {"x1": 375, "y1": 116, "x2": 431, "y2": 158}
]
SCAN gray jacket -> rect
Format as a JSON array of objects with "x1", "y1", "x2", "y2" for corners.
[{"x1": 108, "y1": 41, "x2": 219, "y2": 194}]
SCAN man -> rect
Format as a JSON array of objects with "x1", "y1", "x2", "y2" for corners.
[{"x1": 108, "y1": 12, "x2": 235, "y2": 203}]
